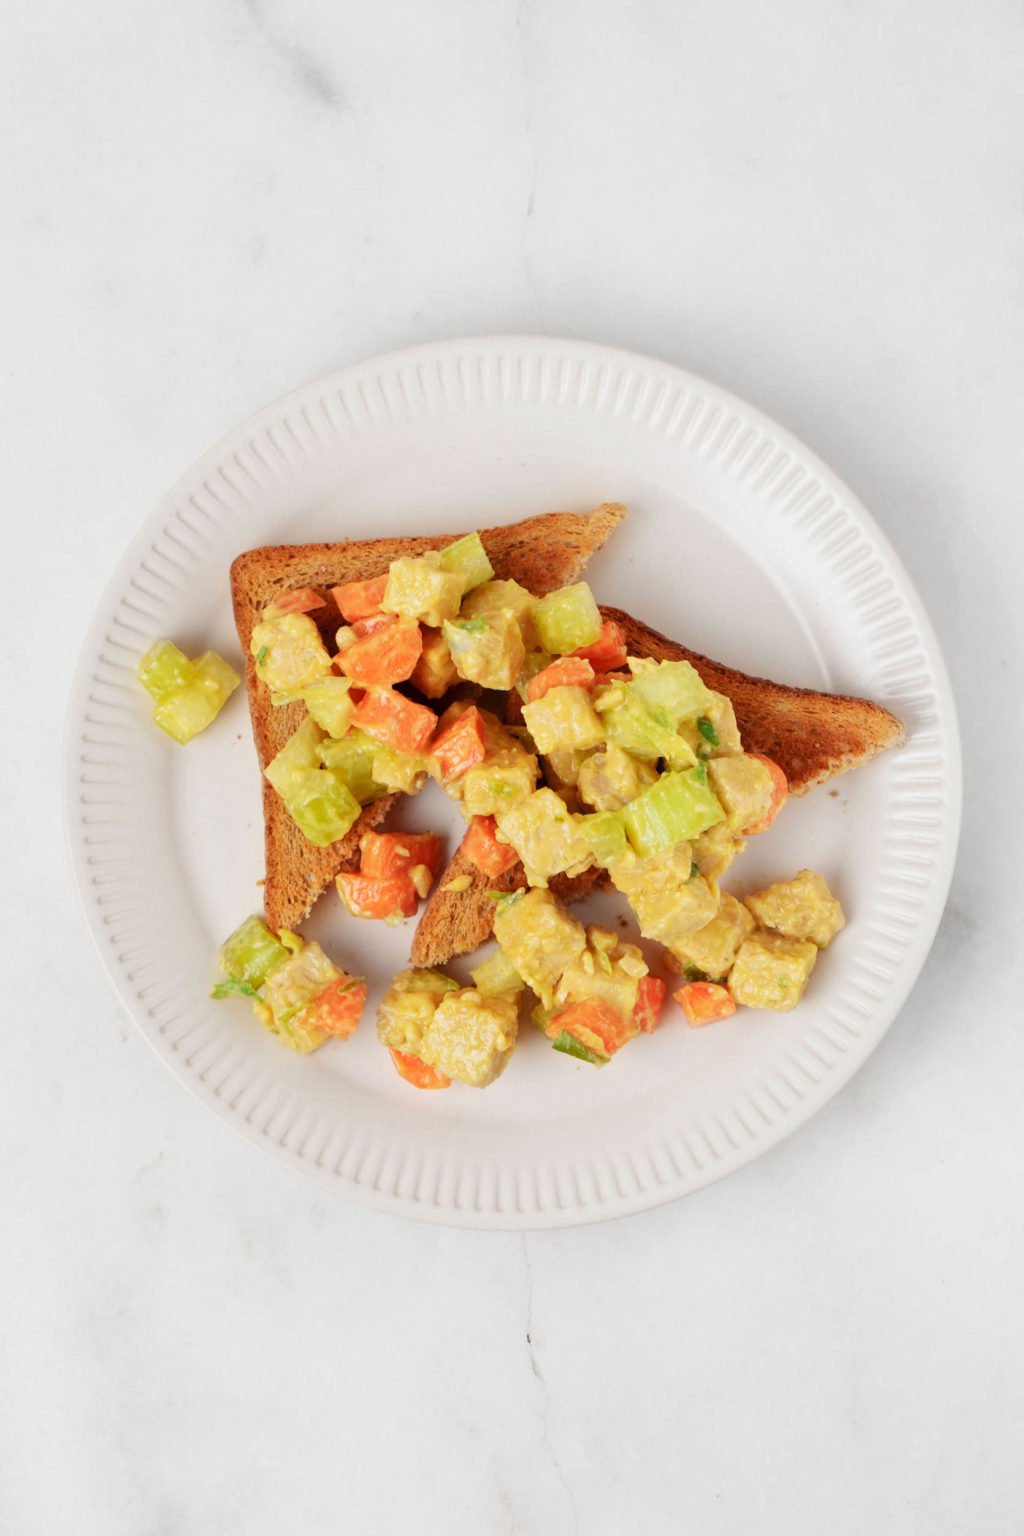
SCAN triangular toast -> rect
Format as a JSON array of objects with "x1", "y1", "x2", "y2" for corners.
[
  {"x1": 410, "y1": 605, "x2": 905, "y2": 967},
  {"x1": 230, "y1": 505, "x2": 626, "y2": 930}
]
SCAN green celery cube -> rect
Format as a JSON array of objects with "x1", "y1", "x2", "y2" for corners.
[
  {"x1": 138, "y1": 640, "x2": 194, "y2": 702},
  {"x1": 439, "y1": 531, "x2": 494, "y2": 592},
  {"x1": 530, "y1": 583, "x2": 602, "y2": 654},
  {"x1": 621, "y1": 770, "x2": 725, "y2": 856}
]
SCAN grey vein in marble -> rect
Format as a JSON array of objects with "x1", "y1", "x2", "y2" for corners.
[
  {"x1": 242, "y1": 0, "x2": 345, "y2": 111},
  {"x1": 523, "y1": 1235, "x2": 580, "y2": 1535}
]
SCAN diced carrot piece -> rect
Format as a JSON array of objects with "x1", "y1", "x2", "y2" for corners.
[
  {"x1": 351, "y1": 688, "x2": 437, "y2": 754},
  {"x1": 526, "y1": 657, "x2": 596, "y2": 701},
  {"x1": 332, "y1": 574, "x2": 388, "y2": 623},
  {"x1": 547, "y1": 996, "x2": 638, "y2": 1058},
  {"x1": 339, "y1": 620, "x2": 423, "y2": 687},
  {"x1": 463, "y1": 816, "x2": 519, "y2": 878},
  {"x1": 674, "y1": 981, "x2": 736, "y2": 1027},
  {"x1": 632, "y1": 974, "x2": 667, "y2": 1034},
  {"x1": 303, "y1": 976, "x2": 367, "y2": 1038},
  {"x1": 432, "y1": 705, "x2": 487, "y2": 780},
  {"x1": 571, "y1": 619, "x2": 628, "y2": 672},
  {"x1": 265, "y1": 586, "x2": 326, "y2": 617},
  {"x1": 389, "y1": 1048, "x2": 451, "y2": 1090},
  {"x1": 359, "y1": 831, "x2": 444, "y2": 881},
  {"x1": 336, "y1": 870, "x2": 419, "y2": 920},
  {"x1": 742, "y1": 755, "x2": 789, "y2": 835}
]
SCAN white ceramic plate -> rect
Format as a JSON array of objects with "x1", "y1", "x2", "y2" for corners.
[{"x1": 66, "y1": 337, "x2": 960, "y2": 1228}]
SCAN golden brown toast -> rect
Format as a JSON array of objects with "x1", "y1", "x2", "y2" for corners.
[
  {"x1": 411, "y1": 605, "x2": 905, "y2": 967},
  {"x1": 230, "y1": 505, "x2": 626, "y2": 930}
]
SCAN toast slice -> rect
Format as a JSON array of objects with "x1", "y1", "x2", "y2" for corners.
[
  {"x1": 410, "y1": 605, "x2": 905, "y2": 967},
  {"x1": 231, "y1": 505, "x2": 626, "y2": 930}
]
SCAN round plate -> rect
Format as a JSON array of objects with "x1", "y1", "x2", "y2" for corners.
[{"x1": 66, "y1": 337, "x2": 961, "y2": 1228}]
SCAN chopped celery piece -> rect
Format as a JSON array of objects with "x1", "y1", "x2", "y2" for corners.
[
  {"x1": 137, "y1": 640, "x2": 194, "y2": 702},
  {"x1": 697, "y1": 715, "x2": 719, "y2": 746},
  {"x1": 285, "y1": 770, "x2": 362, "y2": 846},
  {"x1": 530, "y1": 583, "x2": 602, "y2": 655},
  {"x1": 439, "y1": 531, "x2": 494, "y2": 592},
  {"x1": 631, "y1": 660, "x2": 713, "y2": 727},
  {"x1": 318, "y1": 730, "x2": 388, "y2": 804},
  {"x1": 470, "y1": 950, "x2": 523, "y2": 995},
  {"x1": 621, "y1": 769, "x2": 725, "y2": 857},
  {"x1": 219, "y1": 914, "x2": 290, "y2": 989},
  {"x1": 152, "y1": 683, "x2": 219, "y2": 744},
  {"x1": 300, "y1": 676, "x2": 354, "y2": 738},
  {"x1": 192, "y1": 650, "x2": 241, "y2": 705},
  {"x1": 265, "y1": 716, "x2": 325, "y2": 797},
  {"x1": 602, "y1": 688, "x2": 694, "y2": 768},
  {"x1": 211, "y1": 978, "x2": 258, "y2": 999},
  {"x1": 550, "y1": 1029, "x2": 608, "y2": 1066},
  {"x1": 370, "y1": 742, "x2": 427, "y2": 794},
  {"x1": 391, "y1": 968, "x2": 460, "y2": 996},
  {"x1": 576, "y1": 810, "x2": 628, "y2": 868}
]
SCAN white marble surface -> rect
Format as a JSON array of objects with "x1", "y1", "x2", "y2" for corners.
[{"x1": 4, "y1": 1, "x2": 1023, "y2": 1531}]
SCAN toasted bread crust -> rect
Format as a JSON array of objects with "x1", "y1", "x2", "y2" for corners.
[
  {"x1": 232, "y1": 506, "x2": 626, "y2": 929},
  {"x1": 411, "y1": 606, "x2": 906, "y2": 966}
]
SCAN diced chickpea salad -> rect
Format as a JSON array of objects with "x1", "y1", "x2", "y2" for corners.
[{"x1": 143, "y1": 528, "x2": 847, "y2": 1088}]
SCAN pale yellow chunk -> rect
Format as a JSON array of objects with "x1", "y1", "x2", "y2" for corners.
[
  {"x1": 692, "y1": 821, "x2": 745, "y2": 881},
  {"x1": 461, "y1": 578, "x2": 538, "y2": 646},
  {"x1": 456, "y1": 713, "x2": 538, "y2": 816},
  {"x1": 383, "y1": 553, "x2": 463, "y2": 628},
  {"x1": 522, "y1": 686, "x2": 606, "y2": 754},
  {"x1": 428, "y1": 990, "x2": 519, "y2": 1087},
  {"x1": 707, "y1": 755, "x2": 775, "y2": 833},
  {"x1": 577, "y1": 744, "x2": 657, "y2": 812},
  {"x1": 496, "y1": 788, "x2": 594, "y2": 886},
  {"x1": 728, "y1": 931, "x2": 817, "y2": 1011},
  {"x1": 251, "y1": 613, "x2": 332, "y2": 693},
  {"x1": 493, "y1": 889, "x2": 586, "y2": 1008},
  {"x1": 554, "y1": 927, "x2": 647, "y2": 1018},
  {"x1": 444, "y1": 611, "x2": 526, "y2": 690},
  {"x1": 744, "y1": 869, "x2": 846, "y2": 949},
  {"x1": 609, "y1": 844, "x2": 720, "y2": 946},
  {"x1": 668, "y1": 892, "x2": 755, "y2": 980}
]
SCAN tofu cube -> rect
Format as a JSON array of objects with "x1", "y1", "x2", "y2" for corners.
[
  {"x1": 743, "y1": 869, "x2": 846, "y2": 948},
  {"x1": 427, "y1": 989, "x2": 519, "y2": 1087},
  {"x1": 669, "y1": 892, "x2": 755, "y2": 979},
  {"x1": 692, "y1": 821, "x2": 745, "y2": 881},
  {"x1": 383, "y1": 553, "x2": 464, "y2": 628},
  {"x1": 707, "y1": 755, "x2": 775, "y2": 833},
  {"x1": 496, "y1": 788, "x2": 594, "y2": 885},
  {"x1": 609, "y1": 844, "x2": 720, "y2": 946},
  {"x1": 728, "y1": 931, "x2": 817, "y2": 1011},
  {"x1": 493, "y1": 888, "x2": 586, "y2": 1007},
  {"x1": 522, "y1": 686, "x2": 606, "y2": 754}
]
